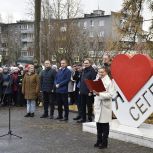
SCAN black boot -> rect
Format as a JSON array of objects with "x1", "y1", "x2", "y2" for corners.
[
  {"x1": 50, "y1": 115, "x2": 54, "y2": 119},
  {"x1": 99, "y1": 140, "x2": 108, "y2": 149},
  {"x1": 73, "y1": 116, "x2": 81, "y2": 120},
  {"x1": 30, "y1": 113, "x2": 35, "y2": 117},
  {"x1": 40, "y1": 114, "x2": 48, "y2": 118},
  {"x1": 94, "y1": 142, "x2": 101, "y2": 148},
  {"x1": 50, "y1": 112, "x2": 54, "y2": 119},
  {"x1": 24, "y1": 113, "x2": 31, "y2": 117},
  {"x1": 99, "y1": 123, "x2": 109, "y2": 149}
]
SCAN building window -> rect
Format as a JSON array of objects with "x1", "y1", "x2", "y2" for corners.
[
  {"x1": 90, "y1": 42, "x2": 94, "y2": 50},
  {"x1": 99, "y1": 31, "x2": 104, "y2": 37},
  {"x1": 28, "y1": 24, "x2": 34, "y2": 29},
  {"x1": 89, "y1": 51, "x2": 96, "y2": 57},
  {"x1": 29, "y1": 34, "x2": 34, "y2": 38},
  {"x1": 27, "y1": 50, "x2": 33, "y2": 56},
  {"x1": 22, "y1": 42, "x2": 28, "y2": 48},
  {"x1": 90, "y1": 20, "x2": 94, "y2": 27},
  {"x1": 98, "y1": 42, "x2": 104, "y2": 50},
  {"x1": 60, "y1": 26, "x2": 67, "y2": 32},
  {"x1": 21, "y1": 51, "x2": 27, "y2": 56},
  {"x1": 99, "y1": 20, "x2": 104, "y2": 26},
  {"x1": 83, "y1": 21, "x2": 87, "y2": 29},
  {"x1": 22, "y1": 34, "x2": 27, "y2": 39},
  {"x1": 89, "y1": 32, "x2": 94, "y2": 37},
  {"x1": 2, "y1": 43, "x2": 7, "y2": 47},
  {"x1": 21, "y1": 25, "x2": 28, "y2": 30},
  {"x1": 74, "y1": 56, "x2": 80, "y2": 62}
]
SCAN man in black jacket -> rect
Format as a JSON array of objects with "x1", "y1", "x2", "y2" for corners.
[
  {"x1": 40, "y1": 60, "x2": 57, "y2": 118},
  {"x1": 77, "y1": 58, "x2": 97, "y2": 123}
]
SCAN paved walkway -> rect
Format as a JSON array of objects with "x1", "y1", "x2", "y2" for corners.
[{"x1": 0, "y1": 107, "x2": 152, "y2": 153}]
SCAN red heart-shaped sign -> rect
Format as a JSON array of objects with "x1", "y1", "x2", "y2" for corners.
[{"x1": 111, "y1": 54, "x2": 153, "y2": 101}]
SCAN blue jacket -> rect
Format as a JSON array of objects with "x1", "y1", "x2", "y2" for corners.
[
  {"x1": 80, "y1": 66, "x2": 97, "y2": 95},
  {"x1": 55, "y1": 67, "x2": 71, "y2": 93},
  {"x1": 40, "y1": 68, "x2": 57, "y2": 92}
]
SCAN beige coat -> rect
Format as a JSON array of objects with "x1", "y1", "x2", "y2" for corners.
[
  {"x1": 22, "y1": 73, "x2": 40, "y2": 100},
  {"x1": 94, "y1": 75, "x2": 115, "y2": 123}
]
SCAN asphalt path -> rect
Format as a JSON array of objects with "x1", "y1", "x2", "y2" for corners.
[{"x1": 0, "y1": 107, "x2": 152, "y2": 153}]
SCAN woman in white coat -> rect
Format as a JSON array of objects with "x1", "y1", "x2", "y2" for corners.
[{"x1": 93, "y1": 66, "x2": 114, "y2": 149}]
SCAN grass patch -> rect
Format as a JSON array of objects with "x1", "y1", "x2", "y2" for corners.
[{"x1": 145, "y1": 113, "x2": 153, "y2": 124}]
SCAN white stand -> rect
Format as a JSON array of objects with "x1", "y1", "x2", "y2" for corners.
[{"x1": 83, "y1": 120, "x2": 153, "y2": 149}]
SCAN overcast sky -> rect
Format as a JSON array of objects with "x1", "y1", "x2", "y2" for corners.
[{"x1": 0, "y1": 0, "x2": 151, "y2": 31}]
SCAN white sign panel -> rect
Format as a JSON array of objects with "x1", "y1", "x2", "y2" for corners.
[{"x1": 112, "y1": 76, "x2": 153, "y2": 128}]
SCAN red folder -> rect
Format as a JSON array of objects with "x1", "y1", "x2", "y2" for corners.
[{"x1": 85, "y1": 79, "x2": 106, "y2": 92}]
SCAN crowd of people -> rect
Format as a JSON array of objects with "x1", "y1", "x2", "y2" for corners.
[{"x1": 0, "y1": 54, "x2": 115, "y2": 149}]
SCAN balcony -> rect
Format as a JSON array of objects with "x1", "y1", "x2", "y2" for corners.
[
  {"x1": 21, "y1": 29, "x2": 34, "y2": 34},
  {"x1": 21, "y1": 38, "x2": 34, "y2": 43}
]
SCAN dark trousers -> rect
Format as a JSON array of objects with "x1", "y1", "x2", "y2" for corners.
[
  {"x1": 76, "y1": 92, "x2": 82, "y2": 117},
  {"x1": 80, "y1": 94, "x2": 94, "y2": 121},
  {"x1": 56, "y1": 93, "x2": 69, "y2": 119},
  {"x1": 18, "y1": 86, "x2": 26, "y2": 106},
  {"x1": 12, "y1": 91, "x2": 18, "y2": 106},
  {"x1": 2, "y1": 94, "x2": 12, "y2": 106},
  {"x1": 43, "y1": 91, "x2": 54, "y2": 116},
  {"x1": 69, "y1": 91, "x2": 77, "y2": 105},
  {"x1": 96, "y1": 123, "x2": 109, "y2": 146}
]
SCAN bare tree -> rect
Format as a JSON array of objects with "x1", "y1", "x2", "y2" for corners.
[
  {"x1": 118, "y1": 0, "x2": 153, "y2": 56},
  {"x1": 117, "y1": 0, "x2": 144, "y2": 53},
  {"x1": 40, "y1": 0, "x2": 87, "y2": 64},
  {"x1": 34, "y1": 0, "x2": 41, "y2": 63}
]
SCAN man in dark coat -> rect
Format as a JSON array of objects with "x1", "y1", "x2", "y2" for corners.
[
  {"x1": 55, "y1": 59, "x2": 71, "y2": 121},
  {"x1": 40, "y1": 60, "x2": 57, "y2": 118},
  {"x1": 77, "y1": 58, "x2": 97, "y2": 123}
]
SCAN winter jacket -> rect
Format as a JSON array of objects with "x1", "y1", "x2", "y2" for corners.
[
  {"x1": 0, "y1": 73, "x2": 3, "y2": 95},
  {"x1": 80, "y1": 66, "x2": 97, "y2": 95},
  {"x1": 22, "y1": 73, "x2": 40, "y2": 100},
  {"x1": 11, "y1": 72, "x2": 20, "y2": 92},
  {"x1": 40, "y1": 68, "x2": 57, "y2": 92},
  {"x1": 2, "y1": 72, "x2": 13, "y2": 94},
  {"x1": 55, "y1": 67, "x2": 71, "y2": 93},
  {"x1": 94, "y1": 75, "x2": 115, "y2": 123}
]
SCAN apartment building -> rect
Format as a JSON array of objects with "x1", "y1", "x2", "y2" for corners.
[{"x1": 0, "y1": 10, "x2": 139, "y2": 64}]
